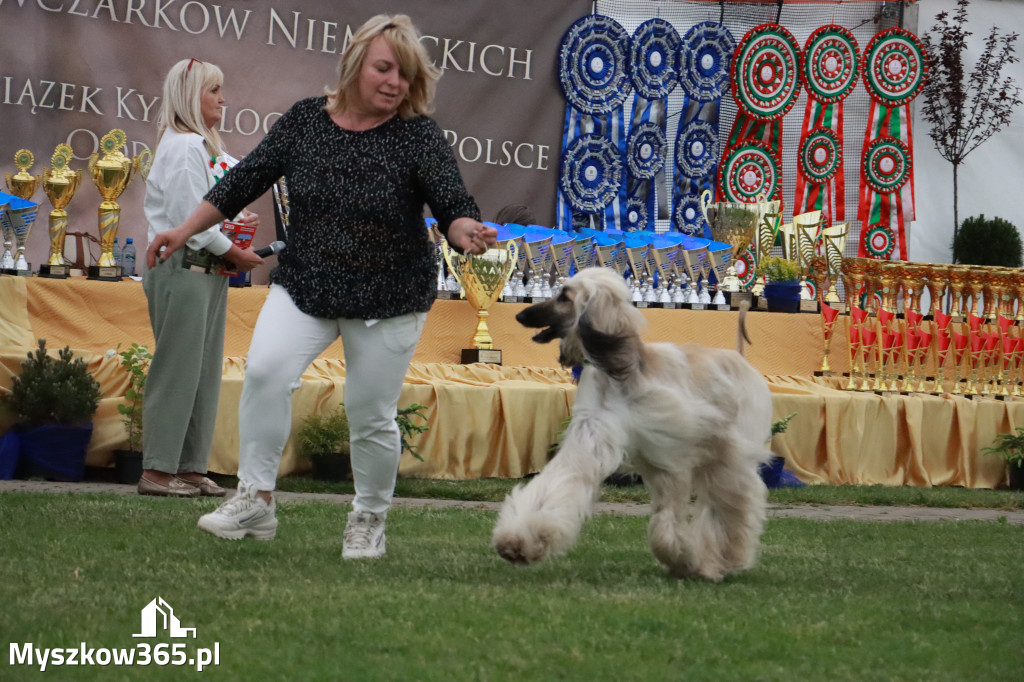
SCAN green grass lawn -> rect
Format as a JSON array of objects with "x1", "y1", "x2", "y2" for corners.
[{"x1": 2, "y1": 492, "x2": 1022, "y2": 681}]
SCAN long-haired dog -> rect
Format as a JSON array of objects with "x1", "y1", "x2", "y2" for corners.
[{"x1": 492, "y1": 267, "x2": 774, "y2": 581}]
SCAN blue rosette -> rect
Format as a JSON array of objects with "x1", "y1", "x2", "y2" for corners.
[
  {"x1": 679, "y1": 22, "x2": 736, "y2": 103},
  {"x1": 673, "y1": 194, "x2": 707, "y2": 238},
  {"x1": 558, "y1": 15, "x2": 632, "y2": 115},
  {"x1": 559, "y1": 134, "x2": 624, "y2": 215},
  {"x1": 675, "y1": 119, "x2": 718, "y2": 179},
  {"x1": 626, "y1": 122, "x2": 665, "y2": 180},
  {"x1": 630, "y1": 18, "x2": 681, "y2": 101}
]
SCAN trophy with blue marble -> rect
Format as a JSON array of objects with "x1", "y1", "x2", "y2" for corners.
[
  {"x1": 3, "y1": 150, "x2": 41, "y2": 275},
  {"x1": 88, "y1": 129, "x2": 139, "y2": 280},
  {"x1": 40, "y1": 144, "x2": 82, "y2": 279}
]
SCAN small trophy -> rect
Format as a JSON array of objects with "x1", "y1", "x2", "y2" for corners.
[
  {"x1": 522, "y1": 234, "x2": 553, "y2": 300},
  {"x1": 793, "y1": 210, "x2": 822, "y2": 312},
  {"x1": 441, "y1": 240, "x2": 517, "y2": 364},
  {"x1": 648, "y1": 242, "x2": 679, "y2": 308},
  {"x1": 820, "y1": 223, "x2": 848, "y2": 304},
  {"x1": 570, "y1": 236, "x2": 596, "y2": 276},
  {"x1": 3, "y1": 149, "x2": 41, "y2": 275},
  {"x1": 550, "y1": 234, "x2": 575, "y2": 294},
  {"x1": 40, "y1": 144, "x2": 82, "y2": 279},
  {"x1": 624, "y1": 241, "x2": 650, "y2": 306},
  {"x1": 88, "y1": 129, "x2": 139, "y2": 280},
  {"x1": 680, "y1": 243, "x2": 710, "y2": 308}
]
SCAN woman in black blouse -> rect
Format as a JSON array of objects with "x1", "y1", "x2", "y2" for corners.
[{"x1": 147, "y1": 14, "x2": 497, "y2": 558}]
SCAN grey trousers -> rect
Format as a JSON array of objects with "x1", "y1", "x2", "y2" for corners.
[{"x1": 141, "y1": 249, "x2": 229, "y2": 474}]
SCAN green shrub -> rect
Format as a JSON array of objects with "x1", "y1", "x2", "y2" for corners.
[
  {"x1": 4, "y1": 339, "x2": 101, "y2": 428},
  {"x1": 951, "y1": 214, "x2": 1022, "y2": 266},
  {"x1": 116, "y1": 343, "x2": 151, "y2": 452},
  {"x1": 297, "y1": 406, "x2": 350, "y2": 464},
  {"x1": 756, "y1": 256, "x2": 802, "y2": 283}
]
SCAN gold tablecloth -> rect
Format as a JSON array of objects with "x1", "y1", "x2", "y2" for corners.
[{"x1": 0, "y1": 276, "x2": 1011, "y2": 487}]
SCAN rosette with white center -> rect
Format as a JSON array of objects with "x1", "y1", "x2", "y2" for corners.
[
  {"x1": 675, "y1": 119, "x2": 718, "y2": 179},
  {"x1": 626, "y1": 122, "x2": 666, "y2": 180},
  {"x1": 732, "y1": 24, "x2": 803, "y2": 120},
  {"x1": 674, "y1": 195, "x2": 706, "y2": 237},
  {"x1": 558, "y1": 15, "x2": 632, "y2": 115},
  {"x1": 863, "y1": 136, "x2": 911, "y2": 194},
  {"x1": 679, "y1": 22, "x2": 735, "y2": 103},
  {"x1": 802, "y1": 25, "x2": 859, "y2": 104},
  {"x1": 559, "y1": 134, "x2": 623, "y2": 215},
  {"x1": 624, "y1": 196, "x2": 650, "y2": 231},
  {"x1": 735, "y1": 251, "x2": 756, "y2": 289},
  {"x1": 861, "y1": 223, "x2": 896, "y2": 259},
  {"x1": 720, "y1": 140, "x2": 779, "y2": 203},
  {"x1": 863, "y1": 28, "x2": 928, "y2": 107},
  {"x1": 799, "y1": 127, "x2": 842, "y2": 183},
  {"x1": 630, "y1": 18, "x2": 681, "y2": 101}
]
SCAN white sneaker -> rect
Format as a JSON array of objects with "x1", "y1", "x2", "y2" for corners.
[
  {"x1": 197, "y1": 483, "x2": 278, "y2": 541},
  {"x1": 343, "y1": 511, "x2": 386, "y2": 559}
]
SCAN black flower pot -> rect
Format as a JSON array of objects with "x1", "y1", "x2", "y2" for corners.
[
  {"x1": 114, "y1": 449, "x2": 144, "y2": 485},
  {"x1": 311, "y1": 452, "x2": 352, "y2": 481},
  {"x1": 1009, "y1": 463, "x2": 1024, "y2": 491}
]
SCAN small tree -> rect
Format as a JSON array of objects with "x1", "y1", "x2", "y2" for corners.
[{"x1": 921, "y1": 0, "x2": 1022, "y2": 245}]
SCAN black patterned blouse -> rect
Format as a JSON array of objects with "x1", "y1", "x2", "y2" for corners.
[{"x1": 204, "y1": 96, "x2": 480, "y2": 320}]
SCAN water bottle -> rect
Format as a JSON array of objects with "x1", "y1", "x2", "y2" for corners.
[
  {"x1": 112, "y1": 238, "x2": 122, "y2": 276},
  {"x1": 122, "y1": 238, "x2": 136, "y2": 277}
]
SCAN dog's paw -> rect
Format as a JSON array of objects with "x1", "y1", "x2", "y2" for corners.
[
  {"x1": 492, "y1": 527, "x2": 555, "y2": 565},
  {"x1": 494, "y1": 536, "x2": 532, "y2": 565}
]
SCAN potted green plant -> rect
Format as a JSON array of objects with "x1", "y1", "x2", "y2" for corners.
[
  {"x1": 113, "y1": 343, "x2": 151, "y2": 484},
  {"x1": 396, "y1": 403, "x2": 429, "y2": 462},
  {"x1": 297, "y1": 404, "x2": 351, "y2": 481},
  {"x1": 0, "y1": 339, "x2": 102, "y2": 481},
  {"x1": 756, "y1": 256, "x2": 803, "y2": 313},
  {"x1": 981, "y1": 427, "x2": 1024, "y2": 490},
  {"x1": 761, "y1": 412, "x2": 802, "y2": 488}
]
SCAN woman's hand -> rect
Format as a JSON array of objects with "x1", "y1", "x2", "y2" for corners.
[
  {"x1": 448, "y1": 218, "x2": 497, "y2": 255},
  {"x1": 146, "y1": 226, "x2": 189, "y2": 268},
  {"x1": 222, "y1": 244, "x2": 265, "y2": 273},
  {"x1": 235, "y1": 209, "x2": 259, "y2": 229}
]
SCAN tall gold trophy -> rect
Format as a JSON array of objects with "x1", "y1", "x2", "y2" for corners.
[
  {"x1": 4, "y1": 149, "x2": 41, "y2": 275},
  {"x1": 442, "y1": 240, "x2": 517, "y2": 364},
  {"x1": 88, "y1": 129, "x2": 139, "y2": 280},
  {"x1": 39, "y1": 144, "x2": 82, "y2": 279}
]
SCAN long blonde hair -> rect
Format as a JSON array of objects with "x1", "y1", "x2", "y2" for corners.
[
  {"x1": 155, "y1": 58, "x2": 225, "y2": 157},
  {"x1": 324, "y1": 14, "x2": 441, "y2": 119}
]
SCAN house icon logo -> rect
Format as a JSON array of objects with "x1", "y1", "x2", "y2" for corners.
[{"x1": 133, "y1": 597, "x2": 197, "y2": 638}]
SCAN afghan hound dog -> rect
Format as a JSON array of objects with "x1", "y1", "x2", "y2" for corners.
[{"x1": 492, "y1": 267, "x2": 774, "y2": 581}]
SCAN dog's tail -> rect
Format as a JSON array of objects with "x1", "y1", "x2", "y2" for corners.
[{"x1": 736, "y1": 299, "x2": 752, "y2": 357}]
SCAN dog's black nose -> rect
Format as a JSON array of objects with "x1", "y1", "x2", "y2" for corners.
[{"x1": 515, "y1": 310, "x2": 527, "y2": 323}]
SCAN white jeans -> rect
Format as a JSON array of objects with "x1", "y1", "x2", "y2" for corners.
[{"x1": 238, "y1": 285, "x2": 426, "y2": 517}]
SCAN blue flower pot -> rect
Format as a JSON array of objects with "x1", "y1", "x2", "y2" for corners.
[
  {"x1": 763, "y1": 280, "x2": 802, "y2": 313},
  {"x1": 12, "y1": 424, "x2": 93, "y2": 482}
]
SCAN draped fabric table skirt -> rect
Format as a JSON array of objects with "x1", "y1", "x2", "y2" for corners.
[{"x1": 0, "y1": 276, "x2": 1012, "y2": 487}]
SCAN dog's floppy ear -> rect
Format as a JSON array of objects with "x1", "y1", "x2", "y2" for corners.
[{"x1": 575, "y1": 281, "x2": 644, "y2": 381}]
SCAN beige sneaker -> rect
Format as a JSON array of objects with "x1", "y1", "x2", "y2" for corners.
[
  {"x1": 197, "y1": 483, "x2": 277, "y2": 540},
  {"x1": 343, "y1": 511, "x2": 386, "y2": 559}
]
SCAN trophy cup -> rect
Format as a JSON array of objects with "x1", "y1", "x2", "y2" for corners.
[
  {"x1": 571, "y1": 235, "x2": 596, "y2": 278},
  {"x1": 700, "y1": 190, "x2": 759, "y2": 307},
  {"x1": 793, "y1": 210, "x2": 822, "y2": 310},
  {"x1": 522, "y1": 233, "x2": 553, "y2": 300},
  {"x1": 0, "y1": 199, "x2": 13, "y2": 271},
  {"x1": 648, "y1": 241, "x2": 679, "y2": 308},
  {"x1": 752, "y1": 210, "x2": 782, "y2": 299},
  {"x1": 88, "y1": 129, "x2": 139, "y2": 280},
  {"x1": 3, "y1": 149, "x2": 41, "y2": 275},
  {"x1": 550, "y1": 233, "x2": 575, "y2": 294},
  {"x1": 680, "y1": 242, "x2": 710, "y2": 307},
  {"x1": 624, "y1": 241, "x2": 650, "y2": 306},
  {"x1": 39, "y1": 144, "x2": 82, "y2": 279},
  {"x1": 441, "y1": 240, "x2": 516, "y2": 364},
  {"x1": 0, "y1": 194, "x2": 40, "y2": 276},
  {"x1": 820, "y1": 223, "x2": 848, "y2": 304}
]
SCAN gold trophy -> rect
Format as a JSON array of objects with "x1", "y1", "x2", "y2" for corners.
[
  {"x1": 88, "y1": 129, "x2": 139, "y2": 280},
  {"x1": 3, "y1": 149, "x2": 41, "y2": 275},
  {"x1": 820, "y1": 223, "x2": 848, "y2": 304},
  {"x1": 441, "y1": 240, "x2": 517, "y2": 364},
  {"x1": 793, "y1": 210, "x2": 822, "y2": 311},
  {"x1": 39, "y1": 144, "x2": 82, "y2": 279},
  {"x1": 700, "y1": 190, "x2": 759, "y2": 307},
  {"x1": 752, "y1": 210, "x2": 782, "y2": 299}
]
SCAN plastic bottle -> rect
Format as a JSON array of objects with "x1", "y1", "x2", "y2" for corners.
[
  {"x1": 112, "y1": 238, "x2": 122, "y2": 275},
  {"x1": 122, "y1": 238, "x2": 136, "y2": 277}
]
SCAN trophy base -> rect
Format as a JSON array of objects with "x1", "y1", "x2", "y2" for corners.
[
  {"x1": 1, "y1": 267, "x2": 33, "y2": 277},
  {"x1": 634, "y1": 301, "x2": 661, "y2": 309},
  {"x1": 87, "y1": 265, "x2": 122, "y2": 282},
  {"x1": 435, "y1": 290, "x2": 458, "y2": 301},
  {"x1": 681, "y1": 303, "x2": 708, "y2": 311},
  {"x1": 723, "y1": 291, "x2": 753, "y2": 310},
  {"x1": 799, "y1": 299, "x2": 820, "y2": 314},
  {"x1": 461, "y1": 348, "x2": 502, "y2": 365},
  {"x1": 502, "y1": 295, "x2": 522, "y2": 303},
  {"x1": 38, "y1": 264, "x2": 70, "y2": 279}
]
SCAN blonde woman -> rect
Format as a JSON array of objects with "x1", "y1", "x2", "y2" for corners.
[
  {"x1": 139, "y1": 58, "x2": 261, "y2": 498},
  {"x1": 147, "y1": 16, "x2": 497, "y2": 557}
]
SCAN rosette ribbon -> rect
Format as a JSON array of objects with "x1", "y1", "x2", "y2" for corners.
[
  {"x1": 795, "y1": 25, "x2": 859, "y2": 229},
  {"x1": 720, "y1": 24, "x2": 803, "y2": 207},
  {"x1": 557, "y1": 15, "x2": 631, "y2": 232},
  {"x1": 857, "y1": 28, "x2": 928, "y2": 260},
  {"x1": 671, "y1": 21, "x2": 735, "y2": 237},
  {"x1": 623, "y1": 18, "x2": 679, "y2": 232}
]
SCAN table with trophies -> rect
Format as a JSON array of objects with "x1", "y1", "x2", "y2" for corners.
[{"x1": 0, "y1": 150, "x2": 1014, "y2": 487}]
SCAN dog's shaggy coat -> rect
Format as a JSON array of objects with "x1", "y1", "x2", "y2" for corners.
[{"x1": 492, "y1": 267, "x2": 774, "y2": 581}]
